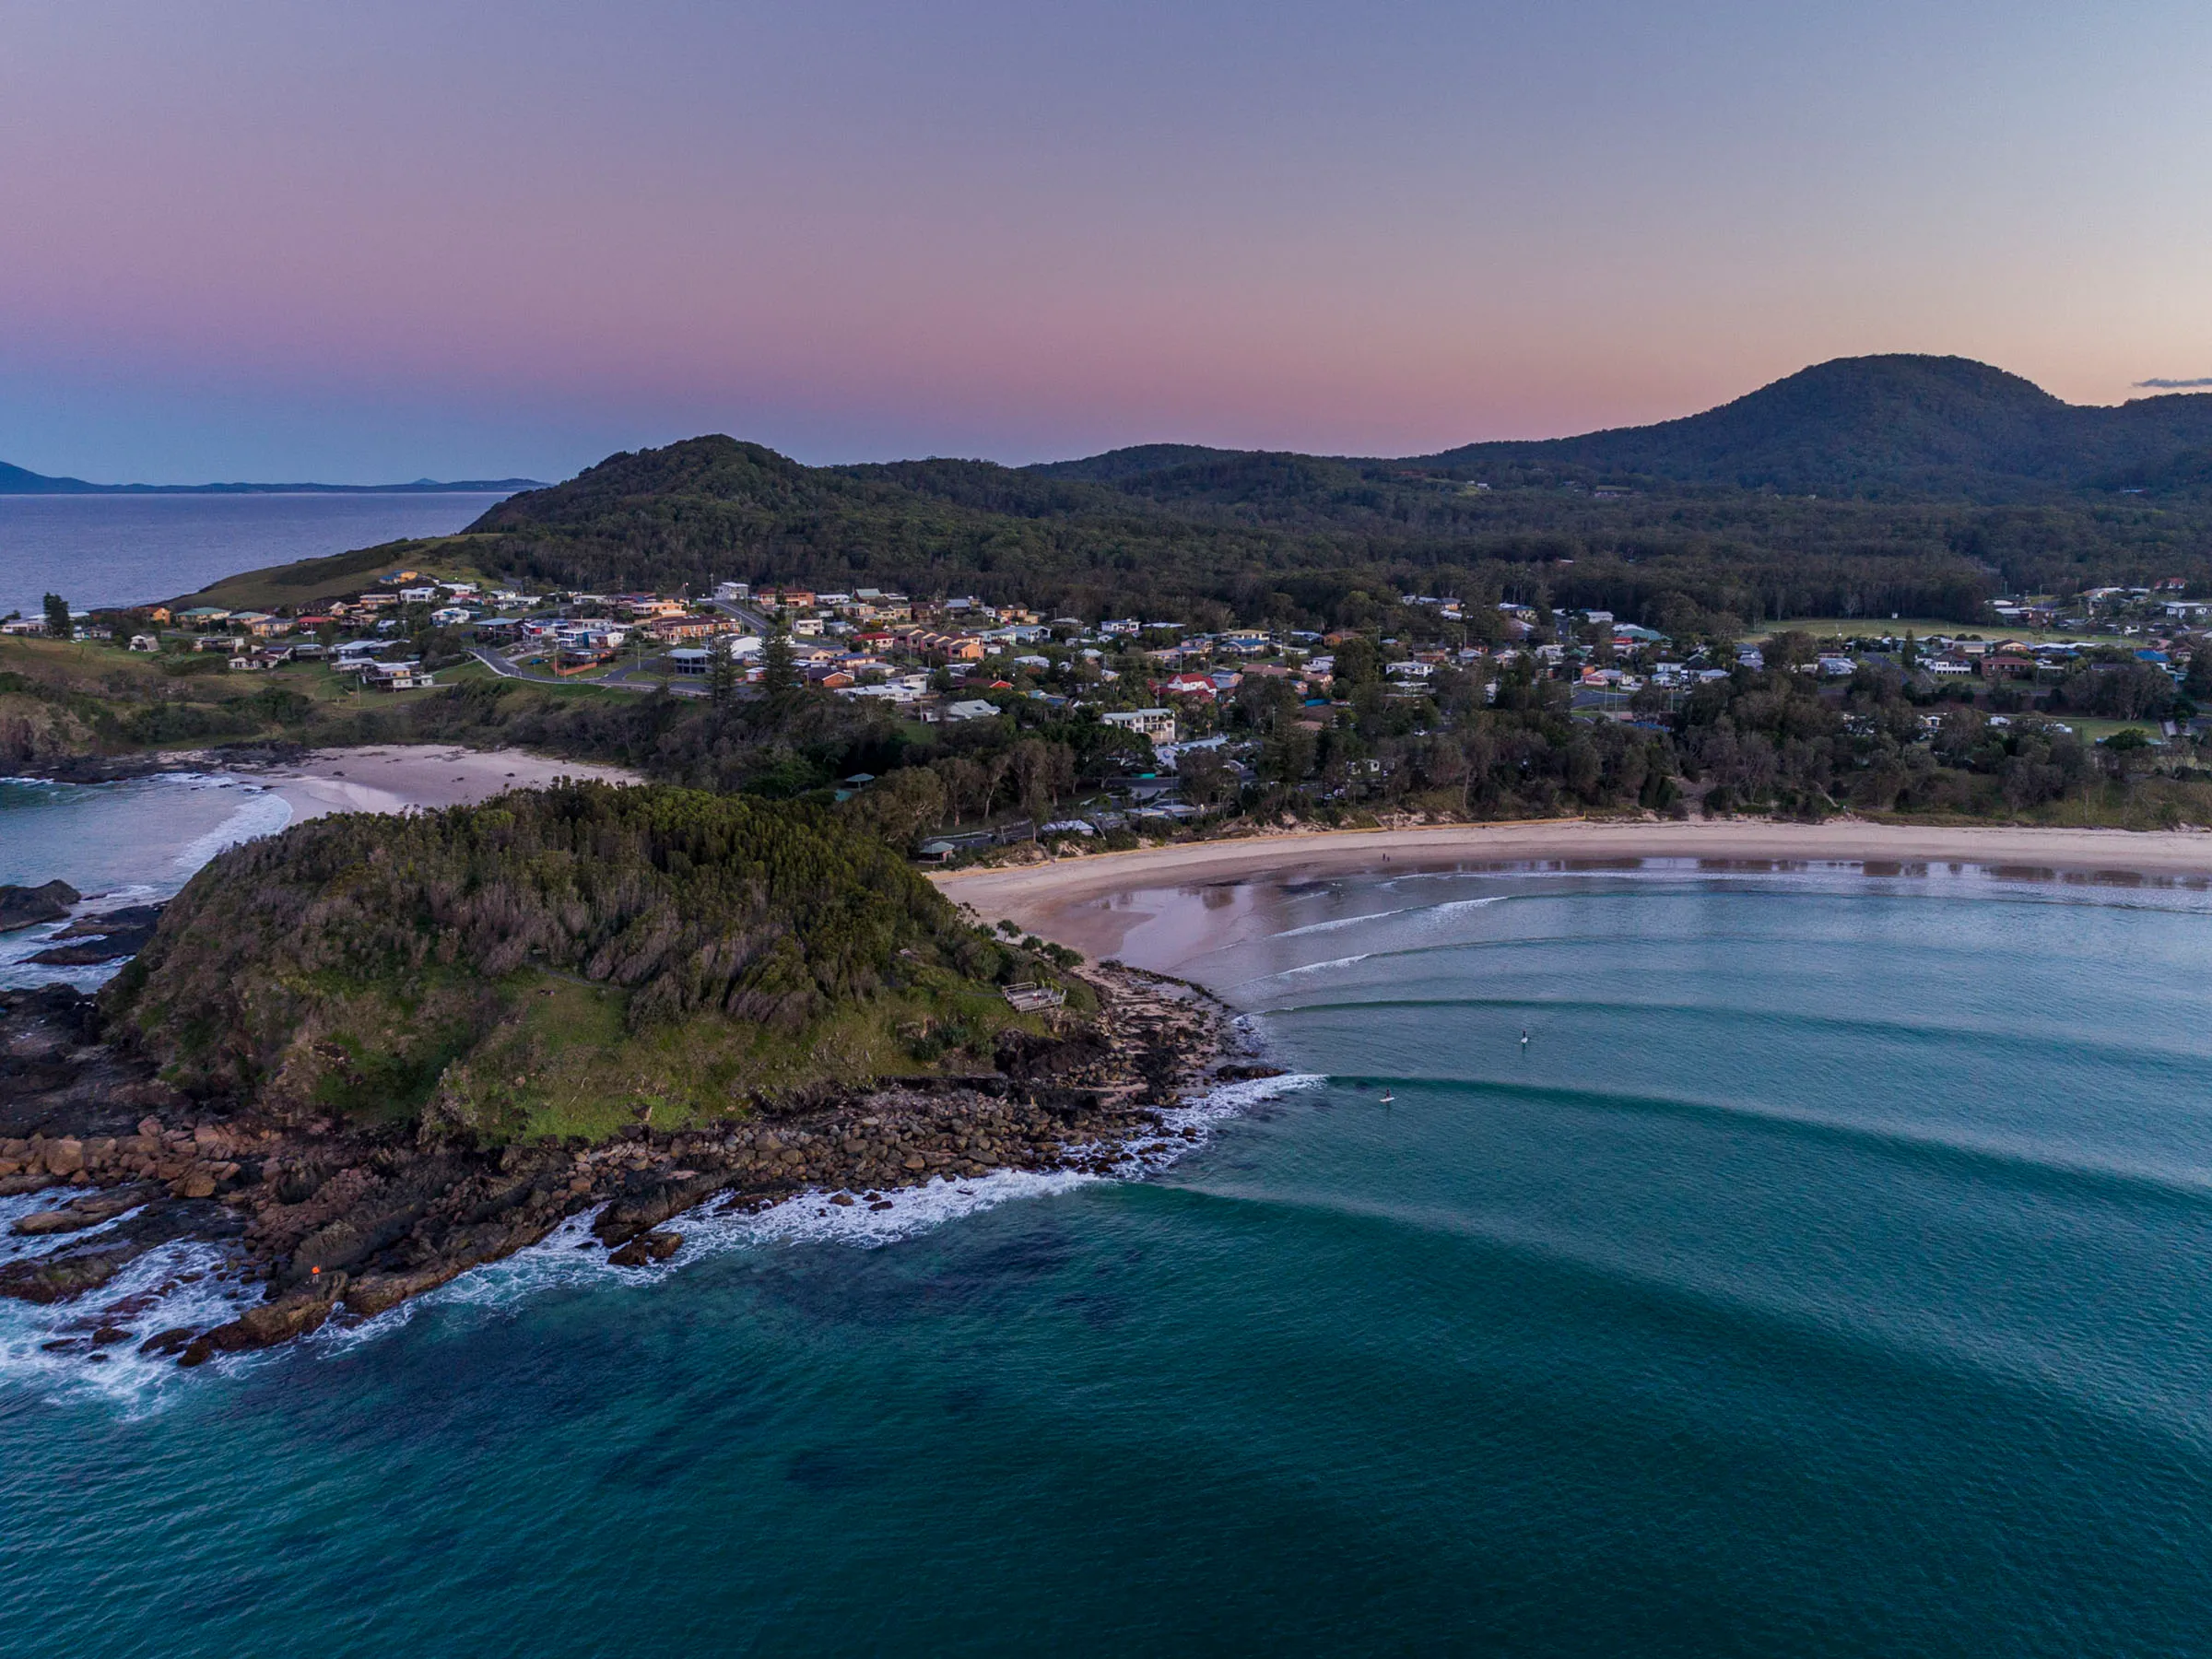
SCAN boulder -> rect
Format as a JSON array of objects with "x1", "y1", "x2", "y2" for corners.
[
  {"x1": 41, "y1": 1139, "x2": 85, "y2": 1178},
  {"x1": 607, "y1": 1230, "x2": 682, "y2": 1267},
  {"x1": 180, "y1": 1292, "x2": 335, "y2": 1364},
  {"x1": 10, "y1": 1183, "x2": 159, "y2": 1236},
  {"x1": 0, "y1": 880, "x2": 79, "y2": 933}
]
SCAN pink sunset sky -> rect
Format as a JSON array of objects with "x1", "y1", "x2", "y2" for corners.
[{"x1": 4, "y1": 0, "x2": 2209, "y2": 482}]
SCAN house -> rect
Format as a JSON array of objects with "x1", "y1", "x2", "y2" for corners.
[
  {"x1": 364, "y1": 663, "x2": 434, "y2": 690},
  {"x1": 1159, "y1": 673, "x2": 1218, "y2": 700},
  {"x1": 943, "y1": 699, "x2": 1002, "y2": 722},
  {"x1": 647, "y1": 616, "x2": 722, "y2": 642},
  {"x1": 1817, "y1": 655, "x2": 1856, "y2": 677},
  {"x1": 1102, "y1": 708, "x2": 1178, "y2": 745},
  {"x1": 128, "y1": 634, "x2": 160, "y2": 653}
]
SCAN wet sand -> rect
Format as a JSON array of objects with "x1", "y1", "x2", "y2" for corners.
[{"x1": 936, "y1": 818, "x2": 2212, "y2": 969}]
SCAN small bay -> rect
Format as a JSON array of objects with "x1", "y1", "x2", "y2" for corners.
[{"x1": 3, "y1": 859, "x2": 2209, "y2": 1654}]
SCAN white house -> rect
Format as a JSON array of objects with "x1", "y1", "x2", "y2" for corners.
[{"x1": 1102, "y1": 708, "x2": 1178, "y2": 745}]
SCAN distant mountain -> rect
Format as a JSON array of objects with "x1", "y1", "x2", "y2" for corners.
[
  {"x1": 204, "y1": 353, "x2": 2212, "y2": 630},
  {"x1": 0, "y1": 461, "x2": 543, "y2": 496},
  {"x1": 1406, "y1": 355, "x2": 2212, "y2": 498}
]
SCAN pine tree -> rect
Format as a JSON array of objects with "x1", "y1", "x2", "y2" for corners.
[
  {"x1": 707, "y1": 641, "x2": 739, "y2": 707},
  {"x1": 760, "y1": 621, "x2": 798, "y2": 695},
  {"x1": 42, "y1": 593, "x2": 72, "y2": 641}
]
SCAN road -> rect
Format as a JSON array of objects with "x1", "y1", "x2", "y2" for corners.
[{"x1": 466, "y1": 643, "x2": 710, "y2": 697}]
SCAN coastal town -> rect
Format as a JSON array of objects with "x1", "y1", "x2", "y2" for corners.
[{"x1": 9, "y1": 564, "x2": 2212, "y2": 846}]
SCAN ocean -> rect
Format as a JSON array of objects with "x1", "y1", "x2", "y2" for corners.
[
  {"x1": 4, "y1": 857, "x2": 2211, "y2": 1654},
  {"x1": 0, "y1": 492, "x2": 517, "y2": 617},
  {"x1": 0, "y1": 775, "x2": 292, "y2": 990}
]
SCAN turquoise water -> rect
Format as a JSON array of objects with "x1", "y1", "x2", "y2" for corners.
[{"x1": 5, "y1": 865, "x2": 2212, "y2": 1653}]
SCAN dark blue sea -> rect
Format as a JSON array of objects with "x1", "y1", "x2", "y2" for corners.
[
  {"x1": 5, "y1": 858, "x2": 2212, "y2": 1655},
  {"x1": 0, "y1": 492, "x2": 515, "y2": 617}
]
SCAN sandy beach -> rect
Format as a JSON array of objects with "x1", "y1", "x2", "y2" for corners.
[
  {"x1": 936, "y1": 818, "x2": 2212, "y2": 968},
  {"x1": 231, "y1": 745, "x2": 642, "y2": 822}
]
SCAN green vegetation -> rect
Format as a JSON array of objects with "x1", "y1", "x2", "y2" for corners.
[
  {"x1": 103, "y1": 782, "x2": 1085, "y2": 1140},
  {"x1": 175, "y1": 535, "x2": 490, "y2": 614},
  {"x1": 379, "y1": 357, "x2": 2212, "y2": 635}
]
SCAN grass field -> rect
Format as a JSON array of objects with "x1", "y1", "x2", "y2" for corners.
[
  {"x1": 174, "y1": 534, "x2": 494, "y2": 611},
  {"x1": 1761, "y1": 616, "x2": 2136, "y2": 648}
]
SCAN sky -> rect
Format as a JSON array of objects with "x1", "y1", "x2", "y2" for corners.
[{"x1": 3, "y1": 0, "x2": 2209, "y2": 483}]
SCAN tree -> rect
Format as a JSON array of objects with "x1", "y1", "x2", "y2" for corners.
[
  {"x1": 42, "y1": 594, "x2": 71, "y2": 641},
  {"x1": 1007, "y1": 737, "x2": 1074, "y2": 838},
  {"x1": 2183, "y1": 645, "x2": 2212, "y2": 703},
  {"x1": 839, "y1": 767, "x2": 947, "y2": 848},
  {"x1": 707, "y1": 642, "x2": 739, "y2": 708},
  {"x1": 1176, "y1": 747, "x2": 1237, "y2": 811},
  {"x1": 760, "y1": 622, "x2": 798, "y2": 695},
  {"x1": 1332, "y1": 635, "x2": 1380, "y2": 689}
]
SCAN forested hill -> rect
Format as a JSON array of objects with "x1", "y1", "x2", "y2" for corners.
[
  {"x1": 105, "y1": 782, "x2": 1068, "y2": 1129},
  {"x1": 1410, "y1": 356, "x2": 2212, "y2": 499},
  {"x1": 454, "y1": 354, "x2": 2212, "y2": 629}
]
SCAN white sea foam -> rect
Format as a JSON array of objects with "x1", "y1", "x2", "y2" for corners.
[
  {"x1": 6, "y1": 1072, "x2": 1329, "y2": 1394},
  {"x1": 0, "y1": 1232, "x2": 258, "y2": 1415},
  {"x1": 168, "y1": 781, "x2": 291, "y2": 873},
  {"x1": 1271, "y1": 905, "x2": 1421, "y2": 939},
  {"x1": 1262, "y1": 953, "x2": 1374, "y2": 982}
]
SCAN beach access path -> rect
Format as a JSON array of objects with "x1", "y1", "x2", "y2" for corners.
[{"x1": 935, "y1": 818, "x2": 2212, "y2": 967}]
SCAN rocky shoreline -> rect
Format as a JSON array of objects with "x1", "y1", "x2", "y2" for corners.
[{"x1": 0, "y1": 966, "x2": 1255, "y2": 1371}]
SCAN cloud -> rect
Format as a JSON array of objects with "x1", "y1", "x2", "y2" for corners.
[{"x1": 2134, "y1": 377, "x2": 2212, "y2": 389}]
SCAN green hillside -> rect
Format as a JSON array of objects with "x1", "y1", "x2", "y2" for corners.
[
  {"x1": 103, "y1": 782, "x2": 1077, "y2": 1141},
  {"x1": 159, "y1": 356, "x2": 2212, "y2": 630}
]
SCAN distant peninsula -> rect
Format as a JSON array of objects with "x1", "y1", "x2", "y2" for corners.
[{"x1": 0, "y1": 460, "x2": 543, "y2": 496}]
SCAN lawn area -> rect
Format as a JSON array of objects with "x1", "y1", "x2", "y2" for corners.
[
  {"x1": 2045, "y1": 715, "x2": 2165, "y2": 744},
  {"x1": 1762, "y1": 616, "x2": 2136, "y2": 648}
]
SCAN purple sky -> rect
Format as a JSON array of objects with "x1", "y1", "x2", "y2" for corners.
[{"x1": 5, "y1": 0, "x2": 2209, "y2": 482}]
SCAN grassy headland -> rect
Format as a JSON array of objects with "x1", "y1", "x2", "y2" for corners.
[{"x1": 102, "y1": 782, "x2": 1086, "y2": 1136}]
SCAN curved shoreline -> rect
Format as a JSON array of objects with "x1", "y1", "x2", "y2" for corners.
[{"x1": 935, "y1": 818, "x2": 2212, "y2": 967}]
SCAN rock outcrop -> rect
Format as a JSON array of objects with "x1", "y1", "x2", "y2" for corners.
[
  {"x1": 0, "y1": 881, "x2": 80, "y2": 934},
  {"x1": 0, "y1": 964, "x2": 1236, "y2": 1368}
]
